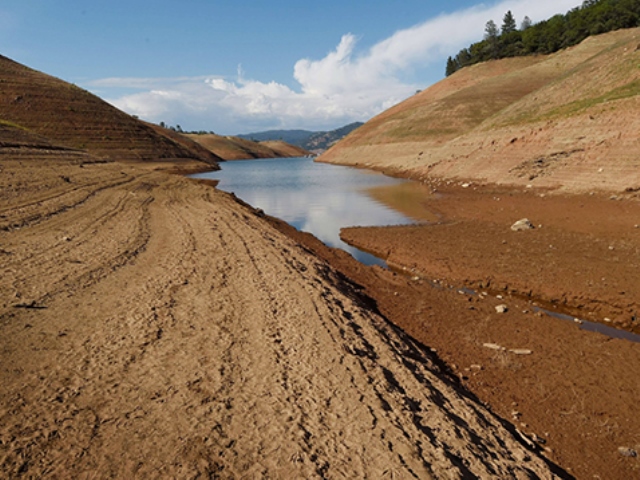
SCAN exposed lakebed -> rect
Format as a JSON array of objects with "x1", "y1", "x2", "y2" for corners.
[{"x1": 192, "y1": 157, "x2": 418, "y2": 266}]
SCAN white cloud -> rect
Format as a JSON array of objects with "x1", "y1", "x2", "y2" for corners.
[{"x1": 88, "y1": 0, "x2": 581, "y2": 134}]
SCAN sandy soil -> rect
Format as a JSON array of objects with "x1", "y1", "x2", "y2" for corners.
[{"x1": 0, "y1": 159, "x2": 560, "y2": 478}]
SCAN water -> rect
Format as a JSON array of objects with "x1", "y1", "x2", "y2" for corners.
[
  {"x1": 191, "y1": 157, "x2": 416, "y2": 266},
  {"x1": 532, "y1": 307, "x2": 640, "y2": 343}
]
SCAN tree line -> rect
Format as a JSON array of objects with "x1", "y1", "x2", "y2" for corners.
[{"x1": 446, "y1": 0, "x2": 640, "y2": 76}]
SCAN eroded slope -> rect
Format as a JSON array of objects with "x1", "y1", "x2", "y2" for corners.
[{"x1": 320, "y1": 28, "x2": 640, "y2": 193}]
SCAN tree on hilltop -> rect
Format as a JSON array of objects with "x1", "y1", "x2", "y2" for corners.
[
  {"x1": 484, "y1": 20, "x2": 500, "y2": 59},
  {"x1": 445, "y1": 0, "x2": 640, "y2": 75},
  {"x1": 446, "y1": 56, "x2": 457, "y2": 77},
  {"x1": 502, "y1": 10, "x2": 517, "y2": 34}
]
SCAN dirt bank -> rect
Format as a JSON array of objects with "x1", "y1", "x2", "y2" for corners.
[
  {"x1": 0, "y1": 159, "x2": 560, "y2": 478},
  {"x1": 273, "y1": 180, "x2": 640, "y2": 479}
]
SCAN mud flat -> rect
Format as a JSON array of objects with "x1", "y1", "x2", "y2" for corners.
[
  {"x1": 326, "y1": 180, "x2": 640, "y2": 479},
  {"x1": 0, "y1": 158, "x2": 563, "y2": 478}
]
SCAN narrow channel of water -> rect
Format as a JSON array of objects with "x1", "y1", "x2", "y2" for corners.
[{"x1": 191, "y1": 157, "x2": 417, "y2": 266}]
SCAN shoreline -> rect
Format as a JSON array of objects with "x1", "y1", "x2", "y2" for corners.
[
  {"x1": 0, "y1": 158, "x2": 564, "y2": 478},
  {"x1": 262, "y1": 170, "x2": 640, "y2": 479}
]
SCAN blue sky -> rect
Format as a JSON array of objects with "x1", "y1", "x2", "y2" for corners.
[{"x1": 1, "y1": 0, "x2": 581, "y2": 134}]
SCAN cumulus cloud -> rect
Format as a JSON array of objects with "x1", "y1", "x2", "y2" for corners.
[{"x1": 88, "y1": 0, "x2": 580, "y2": 134}]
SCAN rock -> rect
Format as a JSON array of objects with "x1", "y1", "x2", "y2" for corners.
[
  {"x1": 495, "y1": 304, "x2": 508, "y2": 313},
  {"x1": 618, "y1": 447, "x2": 637, "y2": 457},
  {"x1": 511, "y1": 218, "x2": 535, "y2": 231}
]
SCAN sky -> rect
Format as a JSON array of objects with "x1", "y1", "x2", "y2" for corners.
[{"x1": 0, "y1": 0, "x2": 581, "y2": 135}]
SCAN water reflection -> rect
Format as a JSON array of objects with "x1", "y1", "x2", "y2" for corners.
[{"x1": 191, "y1": 157, "x2": 416, "y2": 266}]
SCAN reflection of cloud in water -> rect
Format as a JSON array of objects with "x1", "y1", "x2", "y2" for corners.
[{"x1": 193, "y1": 158, "x2": 415, "y2": 265}]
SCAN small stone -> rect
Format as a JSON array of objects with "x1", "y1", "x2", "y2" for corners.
[
  {"x1": 509, "y1": 349, "x2": 533, "y2": 355},
  {"x1": 495, "y1": 304, "x2": 508, "y2": 313},
  {"x1": 532, "y1": 434, "x2": 546, "y2": 445},
  {"x1": 618, "y1": 447, "x2": 637, "y2": 457},
  {"x1": 483, "y1": 343, "x2": 504, "y2": 351},
  {"x1": 461, "y1": 183, "x2": 471, "y2": 188},
  {"x1": 511, "y1": 218, "x2": 535, "y2": 231},
  {"x1": 573, "y1": 318, "x2": 583, "y2": 324}
]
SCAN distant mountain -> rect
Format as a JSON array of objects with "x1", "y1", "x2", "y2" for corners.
[
  {"x1": 237, "y1": 122, "x2": 364, "y2": 153},
  {"x1": 237, "y1": 129, "x2": 314, "y2": 146},
  {"x1": 184, "y1": 133, "x2": 311, "y2": 160}
]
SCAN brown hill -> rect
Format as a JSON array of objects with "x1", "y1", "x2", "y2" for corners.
[
  {"x1": 0, "y1": 55, "x2": 219, "y2": 165},
  {"x1": 185, "y1": 133, "x2": 310, "y2": 160},
  {"x1": 319, "y1": 28, "x2": 640, "y2": 193}
]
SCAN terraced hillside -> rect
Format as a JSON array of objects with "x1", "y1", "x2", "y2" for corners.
[{"x1": 0, "y1": 55, "x2": 219, "y2": 165}]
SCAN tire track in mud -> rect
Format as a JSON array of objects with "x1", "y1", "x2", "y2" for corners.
[
  {"x1": 0, "y1": 165, "x2": 562, "y2": 478},
  {"x1": 188, "y1": 204, "x2": 557, "y2": 478},
  {"x1": 0, "y1": 166, "x2": 137, "y2": 232},
  {"x1": 0, "y1": 179, "x2": 155, "y2": 318}
]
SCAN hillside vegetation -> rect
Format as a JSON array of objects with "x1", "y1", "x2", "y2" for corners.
[
  {"x1": 448, "y1": 0, "x2": 640, "y2": 75},
  {"x1": 319, "y1": 28, "x2": 640, "y2": 193},
  {"x1": 0, "y1": 55, "x2": 219, "y2": 165},
  {"x1": 185, "y1": 133, "x2": 310, "y2": 160}
]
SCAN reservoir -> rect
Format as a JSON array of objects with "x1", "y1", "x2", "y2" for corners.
[{"x1": 191, "y1": 157, "x2": 416, "y2": 266}]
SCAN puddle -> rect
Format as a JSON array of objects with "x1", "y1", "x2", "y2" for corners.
[{"x1": 533, "y1": 306, "x2": 640, "y2": 343}]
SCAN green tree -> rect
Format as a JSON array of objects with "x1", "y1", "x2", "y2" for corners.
[
  {"x1": 484, "y1": 20, "x2": 500, "y2": 58},
  {"x1": 502, "y1": 10, "x2": 517, "y2": 34},
  {"x1": 455, "y1": 48, "x2": 472, "y2": 68},
  {"x1": 445, "y1": 56, "x2": 457, "y2": 76}
]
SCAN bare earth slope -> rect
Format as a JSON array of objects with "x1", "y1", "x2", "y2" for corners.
[
  {"x1": 0, "y1": 159, "x2": 560, "y2": 478},
  {"x1": 186, "y1": 133, "x2": 310, "y2": 160},
  {"x1": 0, "y1": 55, "x2": 218, "y2": 165},
  {"x1": 319, "y1": 28, "x2": 640, "y2": 193}
]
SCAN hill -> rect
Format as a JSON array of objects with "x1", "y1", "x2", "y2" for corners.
[
  {"x1": 184, "y1": 133, "x2": 310, "y2": 160},
  {"x1": 448, "y1": 0, "x2": 640, "y2": 76},
  {"x1": 319, "y1": 28, "x2": 640, "y2": 193},
  {"x1": 237, "y1": 129, "x2": 314, "y2": 146},
  {"x1": 0, "y1": 54, "x2": 219, "y2": 165},
  {"x1": 237, "y1": 122, "x2": 363, "y2": 153}
]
